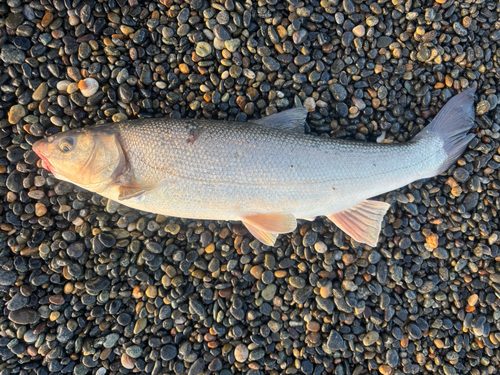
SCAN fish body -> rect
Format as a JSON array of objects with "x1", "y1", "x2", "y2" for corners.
[
  {"x1": 106, "y1": 119, "x2": 439, "y2": 219},
  {"x1": 33, "y1": 89, "x2": 476, "y2": 246}
]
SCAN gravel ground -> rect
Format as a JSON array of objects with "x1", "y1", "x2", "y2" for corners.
[{"x1": 1, "y1": 0, "x2": 500, "y2": 374}]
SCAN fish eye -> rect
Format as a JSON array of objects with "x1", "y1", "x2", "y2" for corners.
[{"x1": 59, "y1": 138, "x2": 74, "y2": 152}]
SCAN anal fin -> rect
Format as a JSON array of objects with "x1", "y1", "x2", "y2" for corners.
[
  {"x1": 327, "y1": 200, "x2": 391, "y2": 247},
  {"x1": 242, "y1": 213, "x2": 297, "y2": 246},
  {"x1": 243, "y1": 222, "x2": 279, "y2": 246}
]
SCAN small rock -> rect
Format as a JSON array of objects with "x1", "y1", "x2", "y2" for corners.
[
  {"x1": 476, "y1": 100, "x2": 490, "y2": 115},
  {"x1": 327, "y1": 330, "x2": 344, "y2": 351},
  {"x1": 329, "y1": 83, "x2": 347, "y2": 101},
  {"x1": 8, "y1": 105, "x2": 27, "y2": 124},
  {"x1": 0, "y1": 269, "x2": 17, "y2": 285},
  {"x1": 353, "y1": 25, "x2": 365, "y2": 37},
  {"x1": 234, "y1": 344, "x2": 249, "y2": 362},
  {"x1": 0, "y1": 44, "x2": 26, "y2": 64},
  {"x1": 363, "y1": 331, "x2": 379, "y2": 346},
  {"x1": 78, "y1": 78, "x2": 99, "y2": 97},
  {"x1": 160, "y1": 345, "x2": 177, "y2": 361},
  {"x1": 32, "y1": 82, "x2": 48, "y2": 101},
  {"x1": 8, "y1": 309, "x2": 38, "y2": 324}
]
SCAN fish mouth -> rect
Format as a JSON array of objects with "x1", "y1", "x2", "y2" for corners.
[{"x1": 32, "y1": 140, "x2": 54, "y2": 173}]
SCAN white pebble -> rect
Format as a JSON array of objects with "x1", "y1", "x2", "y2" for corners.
[
  {"x1": 78, "y1": 78, "x2": 99, "y2": 97},
  {"x1": 316, "y1": 100, "x2": 328, "y2": 108},
  {"x1": 303, "y1": 97, "x2": 316, "y2": 112},
  {"x1": 156, "y1": 81, "x2": 167, "y2": 89},
  {"x1": 376, "y1": 130, "x2": 386, "y2": 143}
]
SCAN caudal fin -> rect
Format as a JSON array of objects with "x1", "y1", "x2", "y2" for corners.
[{"x1": 414, "y1": 88, "x2": 476, "y2": 175}]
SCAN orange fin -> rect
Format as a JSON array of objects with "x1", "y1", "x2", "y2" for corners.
[
  {"x1": 327, "y1": 200, "x2": 391, "y2": 247},
  {"x1": 242, "y1": 213, "x2": 297, "y2": 246},
  {"x1": 242, "y1": 213, "x2": 297, "y2": 233},
  {"x1": 243, "y1": 222, "x2": 279, "y2": 246},
  {"x1": 118, "y1": 183, "x2": 157, "y2": 200}
]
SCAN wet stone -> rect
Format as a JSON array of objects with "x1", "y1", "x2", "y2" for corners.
[
  {"x1": 327, "y1": 330, "x2": 344, "y2": 351},
  {"x1": 8, "y1": 309, "x2": 38, "y2": 325},
  {"x1": 7, "y1": 293, "x2": 29, "y2": 311},
  {"x1": 234, "y1": 344, "x2": 249, "y2": 362},
  {"x1": 160, "y1": 345, "x2": 177, "y2": 361},
  {"x1": 262, "y1": 57, "x2": 280, "y2": 71},
  {"x1": 363, "y1": 331, "x2": 379, "y2": 346},
  {"x1": 377, "y1": 36, "x2": 393, "y2": 48},
  {"x1": 453, "y1": 167, "x2": 470, "y2": 182},
  {"x1": 0, "y1": 269, "x2": 17, "y2": 285},
  {"x1": 188, "y1": 358, "x2": 205, "y2": 375},
  {"x1": 329, "y1": 83, "x2": 347, "y2": 101}
]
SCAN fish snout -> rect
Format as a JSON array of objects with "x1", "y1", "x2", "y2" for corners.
[
  {"x1": 32, "y1": 139, "x2": 51, "y2": 158},
  {"x1": 32, "y1": 139, "x2": 52, "y2": 172}
]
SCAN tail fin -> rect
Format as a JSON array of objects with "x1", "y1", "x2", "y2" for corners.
[{"x1": 413, "y1": 88, "x2": 476, "y2": 174}]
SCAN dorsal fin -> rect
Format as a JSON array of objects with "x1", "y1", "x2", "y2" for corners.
[{"x1": 252, "y1": 108, "x2": 307, "y2": 134}]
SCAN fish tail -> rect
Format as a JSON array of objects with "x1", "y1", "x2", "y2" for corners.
[{"x1": 413, "y1": 88, "x2": 476, "y2": 175}]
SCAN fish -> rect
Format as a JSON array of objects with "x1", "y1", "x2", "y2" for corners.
[{"x1": 32, "y1": 89, "x2": 476, "y2": 247}]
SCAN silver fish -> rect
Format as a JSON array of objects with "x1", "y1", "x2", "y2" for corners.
[{"x1": 32, "y1": 89, "x2": 476, "y2": 246}]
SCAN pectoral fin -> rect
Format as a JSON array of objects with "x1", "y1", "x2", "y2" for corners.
[
  {"x1": 327, "y1": 200, "x2": 391, "y2": 247},
  {"x1": 118, "y1": 183, "x2": 157, "y2": 200},
  {"x1": 242, "y1": 213, "x2": 297, "y2": 246},
  {"x1": 253, "y1": 108, "x2": 307, "y2": 134}
]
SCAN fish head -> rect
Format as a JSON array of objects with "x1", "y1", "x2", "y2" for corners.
[{"x1": 32, "y1": 127, "x2": 126, "y2": 190}]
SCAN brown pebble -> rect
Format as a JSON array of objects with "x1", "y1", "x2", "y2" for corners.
[
  {"x1": 27, "y1": 346, "x2": 38, "y2": 356},
  {"x1": 179, "y1": 63, "x2": 190, "y2": 73},
  {"x1": 379, "y1": 365, "x2": 393, "y2": 375},
  {"x1": 467, "y1": 294, "x2": 478, "y2": 306},
  {"x1": 306, "y1": 321, "x2": 320, "y2": 332},
  {"x1": 434, "y1": 339, "x2": 444, "y2": 348},
  {"x1": 35, "y1": 203, "x2": 47, "y2": 217},
  {"x1": 218, "y1": 287, "x2": 232, "y2": 298},
  {"x1": 121, "y1": 353, "x2": 135, "y2": 369},
  {"x1": 250, "y1": 265, "x2": 263, "y2": 279},
  {"x1": 145, "y1": 285, "x2": 157, "y2": 299},
  {"x1": 41, "y1": 12, "x2": 54, "y2": 27},
  {"x1": 49, "y1": 295, "x2": 65, "y2": 305},
  {"x1": 342, "y1": 253, "x2": 355, "y2": 265},
  {"x1": 132, "y1": 286, "x2": 143, "y2": 299}
]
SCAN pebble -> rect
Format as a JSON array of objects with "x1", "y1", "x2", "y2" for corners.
[
  {"x1": 327, "y1": 330, "x2": 344, "y2": 351},
  {"x1": 363, "y1": 331, "x2": 379, "y2": 346},
  {"x1": 195, "y1": 42, "x2": 212, "y2": 57},
  {"x1": 0, "y1": 44, "x2": 26, "y2": 64},
  {"x1": 32, "y1": 82, "x2": 48, "y2": 101},
  {"x1": 78, "y1": 78, "x2": 99, "y2": 97},
  {"x1": 7, "y1": 293, "x2": 28, "y2": 311},
  {"x1": 160, "y1": 345, "x2": 177, "y2": 361},
  {"x1": 477, "y1": 100, "x2": 491, "y2": 115},
  {"x1": 353, "y1": 25, "x2": 365, "y2": 37},
  {"x1": 234, "y1": 344, "x2": 249, "y2": 362},
  {"x1": 329, "y1": 83, "x2": 347, "y2": 101},
  {"x1": 8, "y1": 105, "x2": 27, "y2": 124},
  {"x1": 8, "y1": 309, "x2": 38, "y2": 325},
  {"x1": 0, "y1": 269, "x2": 17, "y2": 285}
]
